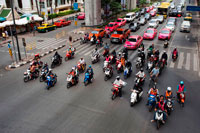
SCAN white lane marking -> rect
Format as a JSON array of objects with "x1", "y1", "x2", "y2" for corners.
[
  {"x1": 75, "y1": 44, "x2": 92, "y2": 53},
  {"x1": 110, "y1": 45, "x2": 121, "y2": 52},
  {"x1": 193, "y1": 53, "x2": 198, "y2": 71},
  {"x1": 79, "y1": 45, "x2": 96, "y2": 55},
  {"x1": 116, "y1": 45, "x2": 124, "y2": 52},
  {"x1": 169, "y1": 61, "x2": 175, "y2": 68},
  {"x1": 37, "y1": 39, "x2": 67, "y2": 49},
  {"x1": 177, "y1": 52, "x2": 184, "y2": 69},
  {"x1": 185, "y1": 53, "x2": 190, "y2": 70}
]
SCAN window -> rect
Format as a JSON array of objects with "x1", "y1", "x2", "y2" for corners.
[
  {"x1": 61, "y1": 0, "x2": 65, "y2": 5},
  {"x1": 17, "y1": 0, "x2": 22, "y2": 8},
  {"x1": 128, "y1": 38, "x2": 137, "y2": 42}
]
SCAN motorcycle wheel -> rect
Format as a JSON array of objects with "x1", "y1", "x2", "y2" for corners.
[
  {"x1": 24, "y1": 77, "x2": 29, "y2": 82},
  {"x1": 149, "y1": 105, "x2": 153, "y2": 112},
  {"x1": 67, "y1": 83, "x2": 71, "y2": 89},
  {"x1": 65, "y1": 57, "x2": 68, "y2": 61},
  {"x1": 104, "y1": 76, "x2": 108, "y2": 81},
  {"x1": 91, "y1": 61, "x2": 94, "y2": 64},
  {"x1": 39, "y1": 76, "x2": 44, "y2": 82},
  {"x1": 130, "y1": 102, "x2": 134, "y2": 107},
  {"x1": 51, "y1": 63, "x2": 55, "y2": 68},
  {"x1": 124, "y1": 74, "x2": 127, "y2": 79},
  {"x1": 181, "y1": 102, "x2": 184, "y2": 108},
  {"x1": 84, "y1": 80, "x2": 88, "y2": 86},
  {"x1": 111, "y1": 93, "x2": 116, "y2": 100},
  {"x1": 156, "y1": 120, "x2": 160, "y2": 130},
  {"x1": 47, "y1": 85, "x2": 50, "y2": 90},
  {"x1": 117, "y1": 70, "x2": 120, "y2": 74}
]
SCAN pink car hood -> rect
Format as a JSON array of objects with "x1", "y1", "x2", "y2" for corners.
[
  {"x1": 159, "y1": 33, "x2": 169, "y2": 37},
  {"x1": 144, "y1": 33, "x2": 153, "y2": 37},
  {"x1": 125, "y1": 41, "x2": 137, "y2": 46}
]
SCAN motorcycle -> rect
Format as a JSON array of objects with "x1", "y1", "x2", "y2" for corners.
[
  {"x1": 111, "y1": 82, "x2": 126, "y2": 100},
  {"x1": 103, "y1": 61, "x2": 109, "y2": 72},
  {"x1": 163, "y1": 41, "x2": 169, "y2": 48},
  {"x1": 136, "y1": 57, "x2": 143, "y2": 69},
  {"x1": 135, "y1": 76, "x2": 145, "y2": 86},
  {"x1": 155, "y1": 110, "x2": 165, "y2": 129},
  {"x1": 178, "y1": 92, "x2": 185, "y2": 107},
  {"x1": 91, "y1": 54, "x2": 100, "y2": 64},
  {"x1": 158, "y1": 59, "x2": 166, "y2": 75},
  {"x1": 109, "y1": 54, "x2": 116, "y2": 64},
  {"x1": 90, "y1": 37, "x2": 96, "y2": 45},
  {"x1": 46, "y1": 74, "x2": 57, "y2": 90},
  {"x1": 77, "y1": 62, "x2": 86, "y2": 73},
  {"x1": 80, "y1": 37, "x2": 87, "y2": 45},
  {"x1": 66, "y1": 74, "x2": 79, "y2": 88},
  {"x1": 39, "y1": 68, "x2": 48, "y2": 82},
  {"x1": 51, "y1": 56, "x2": 62, "y2": 68},
  {"x1": 84, "y1": 72, "x2": 93, "y2": 86},
  {"x1": 124, "y1": 67, "x2": 132, "y2": 79},
  {"x1": 166, "y1": 98, "x2": 173, "y2": 115},
  {"x1": 147, "y1": 94, "x2": 157, "y2": 112},
  {"x1": 147, "y1": 61, "x2": 154, "y2": 73},
  {"x1": 130, "y1": 89, "x2": 143, "y2": 106},
  {"x1": 65, "y1": 50, "x2": 76, "y2": 61},
  {"x1": 172, "y1": 53, "x2": 178, "y2": 62},
  {"x1": 117, "y1": 62, "x2": 123, "y2": 73},
  {"x1": 24, "y1": 69, "x2": 39, "y2": 82},
  {"x1": 103, "y1": 49, "x2": 109, "y2": 57},
  {"x1": 138, "y1": 49, "x2": 142, "y2": 57},
  {"x1": 104, "y1": 67, "x2": 113, "y2": 81}
]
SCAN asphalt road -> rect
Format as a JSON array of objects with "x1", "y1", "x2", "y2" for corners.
[{"x1": 0, "y1": 0, "x2": 199, "y2": 132}]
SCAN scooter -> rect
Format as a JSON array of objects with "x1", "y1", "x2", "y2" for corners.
[
  {"x1": 24, "y1": 69, "x2": 39, "y2": 82},
  {"x1": 136, "y1": 57, "x2": 143, "y2": 69},
  {"x1": 109, "y1": 54, "x2": 116, "y2": 64},
  {"x1": 91, "y1": 54, "x2": 100, "y2": 64},
  {"x1": 130, "y1": 89, "x2": 143, "y2": 106},
  {"x1": 163, "y1": 41, "x2": 169, "y2": 48},
  {"x1": 155, "y1": 110, "x2": 165, "y2": 130},
  {"x1": 51, "y1": 56, "x2": 62, "y2": 68},
  {"x1": 46, "y1": 74, "x2": 57, "y2": 90},
  {"x1": 66, "y1": 74, "x2": 79, "y2": 88},
  {"x1": 103, "y1": 60, "x2": 109, "y2": 72},
  {"x1": 111, "y1": 82, "x2": 126, "y2": 100},
  {"x1": 147, "y1": 94, "x2": 157, "y2": 112},
  {"x1": 84, "y1": 72, "x2": 93, "y2": 86},
  {"x1": 90, "y1": 37, "x2": 96, "y2": 45},
  {"x1": 158, "y1": 59, "x2": 166, "y2": 75},
  {"x1": 147, "y1": 61, "x2": 154, "y2": 73},
  {"x1": 172, "y1": 53, "x2": 178, "y2": 62},
  {"x1": 166, "y1": 98, "x2": 173, "y2": 115},
  {"x1": 124, "y1": 67, "x2": 132, "y2": 79},
  {"x1": 65, "y1": 50, "x2": 75, "y2": 61},
  {"x1": 104, "y1": 67, "x2": 113, "y2": 81},
  {"x1": 77, "y1": 62, "x2": 86, "y2": 73},
  {"x1": 178, "y1": 92, "x2": 185, "y2": 108},
  {"x1": 135, "y1": 76, "x2": 145, "y2": 86},
  {"x1": 117, "y1": 62, "x2": 123, "y2": 73},
  {"x1": 39, "y1": 68, "x2": 48, "y2": 82}
]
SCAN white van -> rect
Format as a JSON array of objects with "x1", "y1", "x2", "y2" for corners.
[
  {"x1": 124, "y1": 12, "x2": 135, "y2": 22},
  {"x1": 180, "y1": 21, "x2": 190, "y2": 33}
]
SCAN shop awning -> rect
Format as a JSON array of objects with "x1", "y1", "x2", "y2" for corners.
[
  {"x1": 0, "y1": 17, "x2": 6, "y2": 22},
  {"x1": 20, "y1": 13, "x2": 32, "y2": 19}
]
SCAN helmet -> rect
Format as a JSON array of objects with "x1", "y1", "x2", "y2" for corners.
[
  {"x1": 140, "y1": 68, "x2": 143, "y2": 72},
  {"x1": 81, "y1": 57, "x2": 83, "y2": 60},
  {"x1": 151, "y1": 55, "x2": 154, "y2": 57},
  {"x1": 44, "y1": 62, "x2": 48, "y2": 66},
  {"x1": 72, "y1": 67, "x2": 75, "y2": 70},
  {"x1": 49, "y1": 69, "x2": 52, "y2": 72},
  {"x1": 180, "y1": 81, "x2": 184, "y2": 85},
  {"x1": 167, "y1": 87, "x2": 172, "y2": 91},
  {"x1": 160, "y1": 95, "x2": 164, "y2": 98},
  {"x1": 116, "y1": 76, "x2": 120, "y2": 80},
  {"x1": 30, "y1": 63, "x2": 33, "y2": 66},
  {"x1": 95, "y1": 48, "x2": 97, "y2": 51},
  {"x1": 163, "y1": 50, "x2": 166, "y2": 53},
  {"x1": 89, "y1": 65, "x2": 92, "y2": 68}
]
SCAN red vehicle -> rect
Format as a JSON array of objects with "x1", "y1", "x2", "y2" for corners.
[
  {"x1": 143, "y1": 28, "x2": 157, "y2": 40},
  {"x1": 65, "y1": 49, "x2": 76, "y2": 61},
  {"x1": 146, "y1": 7, "x2": 150, "y2": 13},
  {"x1": 150, "y1": 10, "x2": 156, "y2": 17},
  {"x1": 110, "y1": 28, "x2": 130, "y2": 44},
  {"x1": 115, "y1": 18, "x2": 126, "y2": 27},
  {"x1": 158, "y1": 28, "x2": 172, "y2": 40},
  {"x1": 89, "y1": 29, "x2": 106, "y2": 40},
  {"x1": 111, "y1": 84, "x2": 120, "y2": 100},
  {"x1": 54, "y1": 19, "x2": 71, "y2": 27},
  {"x1": 77, "y1": 13, "x2": 85, "y2": 20},
  {"x1": 105, "y1": 22, "x2": 118, "y2": 32},
  {"x1": 149, "y1": 6, "x2": 154, "y2": 10},
  {"x1": 77, "y1": 61, "x2": 86, "y2": 73},
  {"x1": 124, "y1": 35, "x2": 143, "y2": 49}
]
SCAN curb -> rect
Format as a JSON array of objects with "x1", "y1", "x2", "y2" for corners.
[{"x1": 8, "y1": 44, "x2": 66, "y2": 69}]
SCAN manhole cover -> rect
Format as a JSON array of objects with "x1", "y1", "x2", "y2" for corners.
[{"x1": 37, "y1": 40, "x2": 44, "y2": 42}]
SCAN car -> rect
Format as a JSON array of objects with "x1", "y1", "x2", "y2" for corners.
[
  {"x1": 158, "y1": 28, "x2": 172, "y2": 40},
  {"x1": 89, "y1": 29, "x2": 106, "y2": 40},
  {"x1": 124, "y1": 12, "x2": 135, "y2": 22},
  {"x1": 124, "y1": 35, "x2": 143, "y2": 49},
  {"x1": 143, "y1": 28, "x2": 157, "y2": 40},
  {"x1": 129, "y1": 22, "x2": 140, "y2": 32},
  {"x1": 148, "y1": 19, "x2": 159, "y2": 28},
  {"x1": 105, "y1": 22, "x2": 118, "y2": 32},
  {"x1": 144, "y1": 13, "x2": 151, "y2": 20},
  {"x1": 149, "y1": 6, "x2": 154, "y2": 10},
  {"x1": 169, "y1": 9, "x2": 178, "y2": 17},
  {"x1": 54, "y1": 19, "x2": 71, "y2": 27},
  {"x1": 177, "y1": 7, "x2": 183, "y2": 17},
  {"x1": 115, "y1": 18, "x2": 126, "y2": 27},
  {"x1": 141, "y1": 8, "x2": 146, "y2": 15},
  {"x1": 110, "y1": 28, "x2": 131, "y2": 44},
  {"x1": 184, "y1": 12, "x2": 192, "y2": 21},
  {"x1": 165, "y1": 23, "x2": 175, "y2": 32},
  {"x1": 37, "y1": 23, "x2": 56, "y2": 33},
  {"x1": 155, "y1": 15, "x2": 164, "y2": 23},
  {"x1": 170, "y1": 2, "x2": 175, "y2": 9},
  {"x1": 146, "y1": 7, "x2": 150, "y2": 13},
  {"x1": 135, "y1": 11, "x2": 141, "y2": 18},
  {"x1": 77, "y1": 13, "x2": 85, "y2": 20},
  {"x1": 138, "y1": 17, "x2": 147, "y2": 25},
  {"x1": 168, "y1": 17, "x2": 177, "y2": 25},
  {"x1": 180, "y1": 21, "x2": 191, "y2": 33},
  {"x1": 149, "y1": 10, "x2": 156, "y2": 17}
]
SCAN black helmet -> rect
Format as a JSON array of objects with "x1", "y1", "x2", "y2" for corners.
[
  {"x1": 116, "y1": 76, "x2": 120, "y2": 80},
  {"x1": 140, "y1": 68, "x2": 143, "y2": 72},
  {"x1": 95, "y1": 48, "x2": 97, "y2": 51}
]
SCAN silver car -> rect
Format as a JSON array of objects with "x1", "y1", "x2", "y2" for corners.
[
  {"x1": 138, "y1": 17, "x2": 147, "y2": 25},
  {"x1": 156, "y1": 15, "x2": 164, "y2": 23},
  {"x1": 148, "y1": 19, "x2": 159, "y2": 28},
  {"x1": 165, "y1": 23, "x2": 175, "y2": 32}
]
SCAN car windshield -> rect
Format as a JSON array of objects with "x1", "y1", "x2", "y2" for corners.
[
  {"x1": 140, "y1": 18, "x2": 145, "y2": 21},
  {"x1": 114, "y1": 30, "x2": 123, "y2": 34},
  {"x1": 166, "y1": 24, "x2": 174, "y2": 27},
  {"x1": 117, "y1": 19, "x2": 122, "y2": 22},
  {"x1": 108, "y1": 24, "x2": 114, "y2": 27},
  {"x1": 146, "y1": 30, "x2": 154, "y2": 33},
  {"x1": 145, "y1": 14, "x2": 149, "y2": 17},
  {"x1": 149, "y1": 20, "x2": 156, "y2": 23},
  {"x1": 186, "y1": 13, "x2": 192, "y2": 17},
  {"x1": 56, "y1": 21, "x2": 61, "y2": 22},
  {"x1": 91, "y1": 31, "x2": 98, "y2": 34},
  {"x1": 161, "y1": 30, "x2": 169, "y2": 34},
  {"x1": 128, "y1": 38, "x2": 137, "y2": 42},
  {"x1": 130, "y1": 23, "x2": 137, "y2": 26},
  {"x1": 150, "y1": 11, "x2": 154, "y2": 13},
  {"x1": 126, "y1": 16, "x2": 131, "y2": 18},
  {"x1": 157, "y1": 16, "x2": 163, "y2": 19}
]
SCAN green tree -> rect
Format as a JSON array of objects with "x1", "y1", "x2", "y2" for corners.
[
  {"x1": 139, "y1": 0, "x2": 147, "y2": 7},
  {"x1": 110, "y1": 1, "x2": 121, "y2": 17}
]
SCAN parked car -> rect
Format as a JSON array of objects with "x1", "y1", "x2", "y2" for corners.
[
  {"x1": 110, "y1": 28, "x2": 131, "y2": 44},
  {"x1": 77, "y1": 13, "x2": 85, "y2": 20},
  {"x1": 124, "y1": 35, "x2": 143, "y2": 49},
  {"x1": 37, "y1": 23, "x2": 56, "y2": 33},
  {"x1": 158, "y1": 28, "x2": 172, "y2": 40},
  {"x1": 124, "y1": 12, "x2": 135, "y2": 22},
  {"x1": 129, "y1": 22, "x2": 140, "y2": 32},
  {"x1": 143, "y1": 28, "x2": 157, "y2": 40},
  {"x1": 105, "y1": 22, "x2": 118, "y2": 32},
  {"x1": 144, "y1": 13, "x2": 151, "y2": 20},
  {"x1": 148, "y1": 19, "x2": 159, "y2": 28},
  {"x1": 54, "y1": 19, "x2": 71, "y2": 27},
  {"x1": 138, "y1": 17, "x2": 147, "y2": 25},
  {"x1": 155, "y1": 15, "x2": 164, "y2": 23},
  {"x1": 115, "y1": 18, "x2": 126, "y2": 27},
  {"x1": 149, "y1": 10, "x2": 156, "y2": 17},
  {"x1": 89, "y1": 29, "x2": 106, "y2": 40},
  {"x1": 165, "y1": 23, "x2": 175, "y2": 32},
  {"x1": 180, "y1": 21, "x2": 191, "y2": 33}
]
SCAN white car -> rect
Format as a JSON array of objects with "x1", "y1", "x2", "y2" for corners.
[
  {"x1": 165, "y1": 23, "x2": 175, "y2": 32},
  {"x1": 148, "y1": 19, "x2": 159, "y2": 28},
  {"x1": 156, "y1": 15, "x2": 164, "y2": 23},
  {"x1": 170, "y1": 3, "x2": 175, "y2": 9}
]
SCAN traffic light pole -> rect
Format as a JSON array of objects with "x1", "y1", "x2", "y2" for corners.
[{"x1": 10, "y1": 0, "x2": 21, "y2": 61}]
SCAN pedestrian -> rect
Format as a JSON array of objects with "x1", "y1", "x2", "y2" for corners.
[
  {"x1": 69, "y1": 36, "x2": 72, "y2": 46},
  {"x1": 33, "y1": 25, "x2": 37, "y2": 36}
]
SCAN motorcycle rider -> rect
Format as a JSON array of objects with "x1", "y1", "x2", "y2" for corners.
[
  {"x1": 105, "y1": 55, "x2": 111, "y2": 62},
  {"x1": 165, "y1": 87, "x2": 173, "y2": 100},
  {"x1": 113, "y1": 76, "x2": 125, "y2": 97},
  {"x1": 139, "y1": 51, "x2": 145, "y2": 65},
  {"x1": 79, "y1": 57, "x2": 86, "y2": 70},
  {"x1": 42, "y1": 62, "x2": 49, "y2": 73},
  {"x1": 30, "y1": 62, "x2": 37, "y2": 79},
  {"x1": 69, "y1": 67, "x2": 77, "y2": 84},
  {"x1": 136, "y1": 68, "x2": 146, "y2": 82},
  {"x1": 120, "y1": 54, "x2": 126, "y2": 69},
  {"x1": 47, "y1": 69, "x2": 56, "y2": 86},
  {"x1": 122, "y1": 47, "x2": 128, "y2": 60},
  {"x1": 125, "y1": 60, "x2": 132, "y2": 73},
  {"x1": 54, "y1": 51, "x2": 61, "y2": 62},
  {"x1": 151, "y1": 95, "x2": 167, "y2": 124},
  {"x1": 92, "y1": 48, "x2": 100, "y2": 59},
  {"x1": 150, "y1": 65, "x2": 160, "y2": 82},
  {"x1": 176, "y1": 81, "x2": 186, "y2": 102},
  {"x1": 161, "y1": 51, "x2": 168, "y2": 64},
  {"x1": 172, "y1": 47, "x2": 178, "y2": 59},
  {"x1": 86, "y1": 65, "x2": 94, "y2": 82},
  {"x1": 147, "y1": 85, "x2": 159, "y2": 105},
  {"x1": 133, "y1": 83, "x2": 143, "y2": 102},
  {"x1": 103, "y1": 43, "x2": 110, "y2": 56}
]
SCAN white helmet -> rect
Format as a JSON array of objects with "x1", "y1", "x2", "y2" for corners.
[
  {"x1": 49, "y1": 69, "x2": 52, "y2": 72},
  {"x1": 167, "y1": 87, "x2": 171, "y2": 91},
  {"x1": 72, "y1": 67, "x2": 75, "y2": 70}
]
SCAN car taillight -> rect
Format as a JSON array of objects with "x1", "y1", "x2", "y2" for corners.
[{"x1": 178, "y1": 14, "x2": 181, "y2": 17}]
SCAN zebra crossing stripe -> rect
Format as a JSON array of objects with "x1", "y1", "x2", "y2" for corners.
[
  {"x1": 76, "y1": 44, "x2": 92, "y2": 53},
  {"x1": 79, "y1": 45, "x2": 96, "y2": 55},
  {"x1": 193, "y1": 53, "x2": 198, "y2": 71},
  {"x1": 36, "y1": 39, "x2": 67, "y2": 49},
  {"x1": 110, "y1": 45, "x2": 121, "y2": 52},
  {"x1": 185, "y1": 53, "x2": 190, "y2": 70},
  {"x1": 177, "y1": 52, "x2": 184, "y2": 69}
]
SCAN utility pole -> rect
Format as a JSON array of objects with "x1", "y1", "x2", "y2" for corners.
[
  {"x1": 50, "y1": 0, "x2": 54, "y2": 24},
  {"x1": 10, "y1": 0, "x2": 21, "y2": 61},
  {"x1": 35, "y1": 0, "x2": 40, "y2": 16}
]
